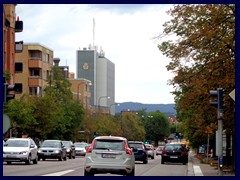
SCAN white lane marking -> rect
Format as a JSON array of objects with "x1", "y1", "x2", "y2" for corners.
[
  {"x1": 193, "y1": 165, "x2": 203, "y2": 176},
  {"x1": 42, "y1": 169, "x2": 74, "y2": 176}
]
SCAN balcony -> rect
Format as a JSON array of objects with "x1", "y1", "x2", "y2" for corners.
[
  {"x1": 29, "y1": 59, "x2": 42, "y2": 68},
  {"x1": 29, "y1": 76, "x2": 42, "y2": 87}
]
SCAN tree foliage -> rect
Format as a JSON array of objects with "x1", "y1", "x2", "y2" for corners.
[{"x1": 157, "y1": 4, "x2": 235, "y2": 148}]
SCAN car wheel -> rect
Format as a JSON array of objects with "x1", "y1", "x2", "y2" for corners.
[
  {"x1": 84, "y1": 170, "x2": 94, "y2": 176},
  {"x1": 143, "y1": 159, "x2": 148, "y2": 164},
  {"x1": 127, "y1": 168, "x2": 135, "y2": 176},
  {"x1": 64, "y1": 155, "x2": 67, "y2": 161},
  {"x1": 151, "y1": 155, "x2": 154, "y2": 159},
  {"x1": 59, "y1": 155, "x2": 63, "y2": 161},
  {"x1": 42, "y1": 158, "x2": 45, "y2": 161},
  {"x1": 161, "y1": 158, "x2": 164, "y2": 164},
  {"x1": 33, "y1": 157, "x2": 38, "y2": 164},
  {"x1": 26, "y1": 155, "x2": 31, "y2": 165}
]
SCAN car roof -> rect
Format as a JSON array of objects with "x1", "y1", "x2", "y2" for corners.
[
  {"x1": 128, "y1": 141, "x2": 144, "y2": 144},
  {"x1": 6, "y1": 138, "x2": 31, "y2": 141},
  {"x1": 94, "y1": 136, "x2": 126, "y2": 141}
]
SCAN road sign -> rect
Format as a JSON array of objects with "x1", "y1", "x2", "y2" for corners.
[
  {"x1": 229, "y1": 89, "x2": 235, "y2": 101},
  {"x1": 3, "y1": 114, "x2": 11, "y2": 133}
]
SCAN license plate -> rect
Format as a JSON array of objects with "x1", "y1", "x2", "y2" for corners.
[
  {"x1": 170, "y1": 156, "x2": 178, "y2": 158},
  {"x1": 7, "y1": 155, "x2": 17, "y2": 158},
  {"x1": 44, "y1": 152, "x2": 51, "y2": 156},
  {"x1": 102, "y1": 154, "x2": 116, "y2": 158}
]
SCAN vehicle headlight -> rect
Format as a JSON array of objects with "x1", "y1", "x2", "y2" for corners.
[
  {"x1": 38, "y1": 149, "x2": 43, "y2": 153},
  {"x1": 19, "y1": 151, "x2": 28, "y2": 155},
  {"x1": 67, "y1": 149, "x2": 70, "y2": 152},
  {"x1": 54, "y1": 150, "x2": 60, "y2": 153}
]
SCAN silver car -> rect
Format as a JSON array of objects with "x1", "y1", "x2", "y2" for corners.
[
  {"x1": 74, "y1": 142, "x2": 88, "y2": 156},
  {"x1": 3, "y1": 138, "x2": 38, "y2": 165},
  {"x1": 145, "y1": 144, "x2": 155, "y2": 159},
  {"x1": 84, "y1": 136, "x2": 135, "y2": 176}
]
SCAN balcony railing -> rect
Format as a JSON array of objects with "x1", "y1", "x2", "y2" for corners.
[
  {"x1": 29, "y1": 76, "x2": 42, "y2": 87},
  {"x1": 29, "y1": 59, "x2": 42, "y2": 68}
]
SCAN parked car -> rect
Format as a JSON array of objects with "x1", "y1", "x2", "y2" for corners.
[
  {"x1": 145, "y1": 144, "x2": 154, "y2": 159},
  {"x1": 84, "y1": 136, "x2": 135, "y2": 176},
  {"x1": 74, "y1": 142, "x2": 88, "y2": 156},
  {"x1": 156, "y1": 146, "x2": 164, "y2": 156},
  {"x1": 161, "y1": 142, "x2": 188, "y2": 165},
  {"x1": 3, "y1": 137, "x2": 38, "y2": 165},
  {"x1": 38, "y1": 140, "x2": 67, "y2": 161},
  {"x1": 128, "y1": 141, "x2": 148, "y2": 164},
  {"x1": 62, "y1": 141, "x2": 76, "y2": 159}
]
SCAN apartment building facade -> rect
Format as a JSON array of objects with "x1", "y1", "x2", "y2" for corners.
[
  {"x1": 14, "y1": 43, "x2": 53, "y2": 98},
  {"x1": 3, "y1": 4, "x2": 23, "y2": 85}
]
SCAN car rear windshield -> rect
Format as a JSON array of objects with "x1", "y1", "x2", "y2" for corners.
[
  {"x1": 94, "y1": 139, "x2": 124, "y2": 151},
  {"x1": 129, "y1": 143, "x2": 143, "y2": 149},
  {"x1": 165, "y1": 145, "x2": 183, "y2": 151}
]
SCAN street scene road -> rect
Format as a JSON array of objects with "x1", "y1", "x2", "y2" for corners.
[{"x1": 3, "y1": 154, "x2": 188, "y2": 176}]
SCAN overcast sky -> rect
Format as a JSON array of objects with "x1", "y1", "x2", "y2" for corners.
[{"x1": 15, "y1": 4, "x2": 176, "y2": 104}]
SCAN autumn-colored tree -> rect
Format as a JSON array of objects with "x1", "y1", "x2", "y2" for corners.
[{"x1": 157, "y1": 4, "x2": 235, "y2": 150}]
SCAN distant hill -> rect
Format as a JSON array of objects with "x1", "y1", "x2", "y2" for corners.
[{"x1": 115, "y1": 102, "x2": 176, "y2": 115}]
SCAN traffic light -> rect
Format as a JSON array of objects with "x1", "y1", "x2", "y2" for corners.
[
  {"x1": 209, "y1": 88, "x2": 224, "y2": 110},
  {"x1": 175, "y1": 132, "x2": 179, "y2": 139},
  {"x1": 3, "y1": 82, "x2": 15, "y2": 103}
]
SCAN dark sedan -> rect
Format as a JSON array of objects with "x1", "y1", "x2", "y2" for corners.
[
  {"x1": 161, "y1": 142, "x2": 188, "y2": 165},
  {"x1": 128, "y1": 141, "x2": 148, "y2": 164},
  {"x1": 38, "y1": 140, "x2": 67, "y2": 161}
]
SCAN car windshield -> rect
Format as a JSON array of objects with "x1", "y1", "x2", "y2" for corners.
[
  {"x1": 5, "y1": 140, "x2": 28, "y2": 147},
  {"x1": 62, "y1": 141, "x2": 71, "y2": 147},
  {"x1": 41, "y1": 141, "x2": 61, "y2": 148},
  {"x1": 74, "y1": 143, "x2": 87, "y2": 148},
  {"x1": 94, "y1": 140, "x2": 124, "y2": 151}
]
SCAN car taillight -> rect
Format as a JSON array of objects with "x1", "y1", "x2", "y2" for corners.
[
  {"x1": 162, "y1": 150, "x2": 167, "y2": 155},
  {"x1": 150, "y1": 147, "x2": 153, "y2": 150},
  {"x1": 142, "y1": 145, "x2": 145, "y2": 151},
  {"x1": 181, "y1": 151, "x2": 187, "y2": 155},
  {"x1": 86, "y1": 140, "x2": 95, "y2": 153},
  {"x1": 124, "y1": 141, "x2": 133, "y2": 155}
]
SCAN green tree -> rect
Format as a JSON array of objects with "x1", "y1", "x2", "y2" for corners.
[
  {"x1": 121, "y1": 114, "x2": 146, "y2": 141},
  {"x1": 142, "y1": 111, "x2": 170, "y2": 146},
  {"x1": 157, "y1": 4, "x2": 235, "y2": 149}
]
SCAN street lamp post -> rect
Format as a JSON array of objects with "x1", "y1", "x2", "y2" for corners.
[
  {"x1": 109, "y1": 103, "x2": 119, "y2": 115},
  {"x1": 77, "y1": 81, "x2": 92, "y2": 102},
  {"x1": 98, "y1": 96, "x2": 110, "y2": 112}
]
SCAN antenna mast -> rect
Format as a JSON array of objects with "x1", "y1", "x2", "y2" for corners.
[{"x1": 93, "y1": 18, "x2": 95, "y2": 49}]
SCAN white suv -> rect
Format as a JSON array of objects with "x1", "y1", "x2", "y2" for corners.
[
  {"x1": 84, "y1": 136, "x2": 135, "y2": 176},
  {"x1": 3, "y1": 138, "x2": 38, "y2": 165}
]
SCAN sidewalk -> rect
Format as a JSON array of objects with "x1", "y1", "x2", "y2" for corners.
[{"x1": 187, "y1": 150, "x2": 235, "y2": 176}]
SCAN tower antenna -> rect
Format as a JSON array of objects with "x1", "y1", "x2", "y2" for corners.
[{"x1": 93, "y1": 18, "x2": 95, "y2": 49}]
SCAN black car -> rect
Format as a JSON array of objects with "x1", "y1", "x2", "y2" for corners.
[
  {"x1": 128, "y1": 141, "x2": 148, "y2": 164},
  {"x1": 62, "y1": 141, "x2": 76, "y2": 159},
  {"x1": 161, "y1": 142, "x2": 188, "y2": 165},
  {"x1": 38, "y1": 140, "x2": 67, "y2": 161}
]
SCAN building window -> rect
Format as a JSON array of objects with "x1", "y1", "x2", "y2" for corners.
[
  {"x1": 15, "y1": 83, "x2": 23, "y2": 94},
  {"x1": 30, "y1": 50, "x2": 41, "y2": 60},
  {"x1": 15, "y1": 63, "x2": 23, "y2": 73},
  {"x1": 31, "y1": 69, "x2": 40, "y2": 77}
]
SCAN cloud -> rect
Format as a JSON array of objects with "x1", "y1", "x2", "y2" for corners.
[{"x1": 16, "y1": 4, "x2": 175, "y2": 104}]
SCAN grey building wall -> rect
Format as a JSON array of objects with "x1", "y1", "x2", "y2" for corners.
[
  {"x1": 97, "y1": 57, "x2": 115, "y2": 114},
  {"x1": 76, "y1": 48, "x2": 115, "y2": 114},
  {"x1": 76, "y1": 49, "x2": 97, "y2": 106}
]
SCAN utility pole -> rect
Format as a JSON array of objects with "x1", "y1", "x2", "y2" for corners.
[{"x1": 209, "y1": 88, "x2": 224, "y2": 176}]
